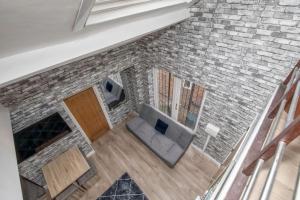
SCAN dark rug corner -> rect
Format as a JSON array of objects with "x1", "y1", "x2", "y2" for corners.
[{"x1": 97, "y1": 172, "x2": 149, "y2": 200}]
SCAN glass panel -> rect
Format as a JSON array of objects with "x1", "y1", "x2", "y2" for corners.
[
  {"x1": 108, "y1": 73, "x2": 123, "y2": 86},
  {"x1": 101, "y1": 72, "x2": 126, "y2": 110},
  {"x1": 157, "y1": 69, "x2": 174, "y2": 116},
  {"x1": 178, "y1": 82, "x2": 204, "y2": 129}
]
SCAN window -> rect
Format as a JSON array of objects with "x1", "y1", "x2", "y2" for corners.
[
  {"x1": 154, "y1": 68, "x2": 206, "y2": 130},
  {"x1": 177, "y1": 83, "x2": 204, "y2": 129},
  {"x1": 157, "y1": 69, "x2": 174, "y2": 116}
]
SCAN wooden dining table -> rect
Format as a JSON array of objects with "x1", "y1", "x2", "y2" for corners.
[{"x1": 42, "y1": 146, "x2": 90, "y2": 199}]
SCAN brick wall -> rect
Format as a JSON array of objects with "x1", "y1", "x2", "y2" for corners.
[
  {"x1": 0, "y1": 42, "x2": 150, "y2": 184},
  {"x1": 0, "y1": 0, "x2": 299, "y2": 175},
  {"x1": 140, "y1": 0, "x2": 300, "y2": 162}
]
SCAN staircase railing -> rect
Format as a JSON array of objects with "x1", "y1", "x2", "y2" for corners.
[
  {"x1": 240, "y1": 60, "x2": 300, "y2": 200},
  {"x1": 240, "y1": 70, "x2": 300, "y2": 199},
  {"x1": 203, "y1": 60, "x2": 300, "y2": 200}
]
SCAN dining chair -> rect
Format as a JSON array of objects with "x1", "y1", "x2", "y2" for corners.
[
  {"x1": 77, "y1": 149, "x2": 97, "y2": 189},
  {"x1": 54, "y1": 184, "x2": 79, "y2": 200},
  {"x1": 20, "y1": 175, "x2": 46, "y2": 200}
]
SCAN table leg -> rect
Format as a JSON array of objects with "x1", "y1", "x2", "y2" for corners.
[{"x1": 73, "y1": 182, "x2": 86, "y2": 192}]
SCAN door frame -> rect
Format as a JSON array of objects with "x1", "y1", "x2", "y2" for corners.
[
  {"x1": 171, "y1": 76, "x2": 182, "y2": 120},
  {"x1": 62, "y1": 86, "x2": 113, "y2": 145},
  {"x1": 153, "y1": 68, "x2": 159, "y2": 108}
]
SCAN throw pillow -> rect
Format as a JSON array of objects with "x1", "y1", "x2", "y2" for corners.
[
  {"x1": 106, "y1": 81, "x2": 113, "y2": 92},
  {"x1": 155, "y1": 119, "x2": 169, "y2": 135}
]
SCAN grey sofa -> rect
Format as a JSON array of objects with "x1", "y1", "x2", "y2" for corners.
[
  {"x1": 126, "y1": 104, "x2": 194, "y2": 167},
  {"x1": 101, "y1": 78, "x2": 125, "y2": 109}
]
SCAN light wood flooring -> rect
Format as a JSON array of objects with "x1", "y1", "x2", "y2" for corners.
[{"x1": 68, "y1": 115, "x2": 219, "y2": 200}]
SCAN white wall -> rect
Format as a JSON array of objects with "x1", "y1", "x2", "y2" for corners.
[
  {"x1": 0, "y1": 5, "x2": 190, "y2": 88},
  {"x1": 0, "y1": 104, "x2": 23, "y2": 200}
]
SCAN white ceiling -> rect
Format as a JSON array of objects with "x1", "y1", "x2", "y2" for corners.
[
  {"x1": 0, "y1": 0, "x2": 192, "y2": 88},
  {"x1": 0, "y1": 0, "x2": 82, "y2": 58}
]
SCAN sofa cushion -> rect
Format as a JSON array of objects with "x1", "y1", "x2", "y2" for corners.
[
  {"x1": 105, "y1": 92, "x2": 119, "y2": 104},
  {"x1": 163, "y1": 144, "x2": 184, "y2": 166},
  {"x1": 106, "y1": 81, "x2": 113, "y2": 92},
  {"x1": 129, "y1": 119, "x2": 158, "y2": 144},
  {"x1": 150, "y1": 134, "x2": 174, "y2": 155},
  {"x1": 154, "y1": 119, "x2": 168, "y2": 135},
  {"x1": 139, "y1": 105, "x2": 159, "y2": 127},
  {"x1": 164, "y1": 121, "x2": 182, "y2": 142},
  {"x1": 176, "y1": 131, "x2": 194, "y2": 150},
  {"x1": 136, "y1": 124, "x2": 157, "y2": 144},
  {"x1": 126, "y1": 116, "x2": 145, "y2": 131}
]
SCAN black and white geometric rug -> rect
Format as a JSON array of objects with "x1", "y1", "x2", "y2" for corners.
[{"x1": 97, "y1": 172, "x2": 149, "y2": 200}]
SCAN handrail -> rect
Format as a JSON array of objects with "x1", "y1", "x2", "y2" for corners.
[
  {"x1": 283, "y1": 60, "x2": 300, "y2": 85},
  {"x1": 206, "y1": 114, "x2": 260, "y2": 200},
  {"x1": 224, "y1": 84, "x2": 285, "y2": 199},
  {"x1": 243, "y1": 79, "x2": 299, "y2": 176},
  {"x1": 243, "y1": 116, "x2": 300, "y2": 176},
  {"x1": 212, "y1": 82, "x2": 281, "y2": 199},
  {"x1": 268, "y1": 79, "x2": 299, "y2": 119},
  {"x1": 240, "y1": 70, "x2": 299, "y2": 200},
  {"x1": 203, "y1": 60, "x2": 300, "y2": 200},
  {"x1": 259, "y1": 79, "x2": 300, "y2": 200}
]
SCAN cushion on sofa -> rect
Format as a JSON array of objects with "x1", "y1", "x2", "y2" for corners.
[
  {"x1": 135, "y1": 124, "x2": 157, "y2": 144},
  {"x1": 139, "y1": 105, "x2": 159, "y2": 127},
  {"x1": 164, "y1": 121, "x2": 182, "y2": 142},
  {"x1": 127, "y1": 118, "x2": 158, "y2": 144},
  {"x1": 163, "y1": 144, "x2": 184, "y2": 166},
  {"x1": 176, "y1": 131, "x2": 194, "y2": 150},
  {"x1": 126, "y1": 116, "x2": 145, "y2": 131},
  {"x1": 150, "y1": 134, "x2": 174, "y2": 155}
]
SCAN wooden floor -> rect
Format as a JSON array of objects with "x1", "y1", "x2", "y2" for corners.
[
  {"x1": 250, "y1": 111, "x2": 300, "y2": 200},
  {"x1": 68, "y1": 115, "x2": 219, "y2": 200}
]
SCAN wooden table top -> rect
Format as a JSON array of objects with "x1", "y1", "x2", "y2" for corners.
[{"x1": 42, "y1": 147, "x2": 90, "y2": 198}]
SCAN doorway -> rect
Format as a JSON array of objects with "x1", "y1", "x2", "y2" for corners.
[{"x1": 64, "y1": 88, "x2": 110, "y2": 142}]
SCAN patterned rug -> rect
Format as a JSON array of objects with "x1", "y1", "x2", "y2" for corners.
[{"x1": 97, "y1": 173, "x2": 149, "y2": 200}]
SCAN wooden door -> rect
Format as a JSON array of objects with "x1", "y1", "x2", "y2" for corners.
[{"x1": 64, "y1": 88, "x2": 110, "y2": 141}]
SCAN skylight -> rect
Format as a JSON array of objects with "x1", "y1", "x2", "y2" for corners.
[{"x1": 73, "y1": 0, "x2": 195, "y2": 31}]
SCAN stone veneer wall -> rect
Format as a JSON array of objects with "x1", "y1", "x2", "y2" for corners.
[
  {"x1": 139, "y1": 0, "x2": 300, "y2": 162},
  {"x1": 0, "y1": 42, "x2": 150, "y2": 185}
]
